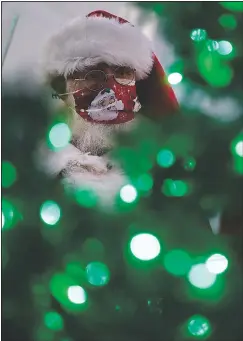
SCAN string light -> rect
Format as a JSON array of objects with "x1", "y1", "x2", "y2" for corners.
[
  {"x1": 217, "y1": 40, "x2": 233, "y2": 55},
  {"x1": 40, "y1": 201, "x2": 61, "y2": 225},
  {"x1": 48, "y1": 123, "x2": 71, "y2": 149},
  {"x1": 220, "y1": 2, "x2": 243, "y2": 12},
  {"x1": 218, "y1": 14, "x2": 237, "y2": 30},
  {"x1": 206, "y1": 40, "x2": 219, "y2": 52},
  {"x1": 67, "y1": 285, "x2": 87, "y2": 304},
  {"x1": 120, "y1": 185, "x2": 138, "y2": 203},
  {"x1": 190, "y1": 28, "x2": 207, "y2": 42},
  {"x1": 86, "y1": 262, "x2": 110, "y2": 286},
  {"x1": 2, "y1": 161, "x2": 17, "y2": 188},
  {"x1": 2, "y1": 212, "x2": 5, "y2": 229},
  {"x1": 44, "y1": 311, "x2": 64, "y2": 331},
  {"x1": 130, "y1": 233, "x2": 161, "y2": 260},
  {"x1": 157, "y1": 149, "x2": 175, "y2": 168},
  {"x1": 168, "y1": 72, "x2": 183, "y2": 85},
  {"x1": 164, "y1": 249, "x2": 192, "y2": 276},
  {"x1": 206, "y1": 253, "x2": 228, "y2": 274},
  {"x1": 235, "y1": 141, "x2": 243, "y2": 157},
  {"x1": 136, "y1": 173, "x2": 154, "y2": 192},
  {"x1": 188, "y1": 263, "x2": 216, "y2": 289},
  {"x1": 187, "y1": 315, "x2": 211, "y2": 338}
]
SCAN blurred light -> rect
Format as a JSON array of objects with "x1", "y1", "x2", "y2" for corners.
[
  {"x1": 164, "y1": 250, "x2": 192, "y2": 276},
  {"x1": 2, "y1": 212, "x2": 5, "y2": 229},
  {"x1": 219, "y1": 14, "x2": 237, "y2": 30},
  {"x1": 217, "y1": 40, "x2": 233, "y2": 55},
  {"x1": 187, "y1": 315, "x2": 211, "y2": 338},
  {"x1": 162, "y1": 179, "x2": 189, "y2": 197},
  {"x1": 184, "y1": 157, "x2": 196, "y2": 171},
  {"x1": 157, "y1": 149, "x2": 175, "y2": 168},
  {"x1": 130, "y1": 233, "x2": 161, "y2": 260},
  {"x1": 44, "y1": 311, "x2": 64, "y2": 331},
  {"x1": 198, "y1": 49, "x2": 233, "y2": 87},
  {"x1": 136, "y1": 173, "x2": 154, "y2": 192},
  {"x1": 86, "y1": 262, "x2": 110, "y2": 286},
  {"x1": 206, "y1": 40, "x2": 219, "y2": 52},
  {"x1": 220, "y1": 2, "x2": 243, "y2": 12},
  {"x1": 168, "y1": 72, "x2": 183, "y2": 85},
  {"x1": 75, "y1": 189, "x2": 97, "y2": 208},
  {"x1": 235, "y1": 141, "x2": 243, "y2": 157},
  {"x1": 48, "y1": 123, "x2": 71, "y2": 149},
  {"x1": 40, "y1": 201, "x2": 61, "y2": 225},
  {"x1": 67, "y1": 285, "x2": 87, "y2": 304},
  {"x1": 2, "y1": 200, "x2": 15, "y2": 230},
  {"x1": 190, "y1": 28, "x2": 207, "y2": 42},
  {"x1": 2, "y1": 161, "x2": 17, "y2": 188},
  {"x1": 188, "y1": 263, "x2": 216, "y2": 289},
  {"x1": 120, "y1": 185, "x2": 137, "y2": 203},
  {"x1": 206, "y1": 253, "x2": 228, "y2": 274}
]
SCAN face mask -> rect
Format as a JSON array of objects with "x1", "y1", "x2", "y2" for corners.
[{"x1": 73, "y1": 76, "x2": 141, "y2": 124}]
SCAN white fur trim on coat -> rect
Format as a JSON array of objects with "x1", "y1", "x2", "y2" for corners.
[{"x1": 43, "y1": 15, "x2": 154, "y2": 80}]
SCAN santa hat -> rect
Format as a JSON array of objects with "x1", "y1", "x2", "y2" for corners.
[{"x1": 44, "y1": 10, "x2": 178, "y2": 118}]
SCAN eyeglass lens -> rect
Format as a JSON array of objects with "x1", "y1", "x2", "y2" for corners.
[{"x1": 71, "y1": 67, "x2": 135, "y2": 92}]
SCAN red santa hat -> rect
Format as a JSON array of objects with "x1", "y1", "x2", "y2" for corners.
[{"x1": 44, "y1": 10, "x2": 178, "y2": 118}]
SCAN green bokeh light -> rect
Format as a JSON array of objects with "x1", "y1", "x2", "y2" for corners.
[
  {"x1": 48, "y1": 123, "x2": 71, "y2": 149},
  {"x1": 44, "y1": 311, "x2": 64, "y2": 331},
  {"x1": 162, "y1": 179, "x2": 189, "y2": 197},
  {"x1": 184, "y1": 157, "x2": 196, "y2": 171},
  {"x1": 86, "y1": 262, "x2": 110, "y2": 286},
  {"x1": 168, "y1": 72, "x2": 183, "y2": 85},
  {"x1": 67, "y1": 285, "x2": 87, "y2": 304},
  {"x1": 187, "y1": 315, "x2": 211, "y2": 338},
  {"x1": 75, "y1": 189, "x2": 97, "y2": 208},
  {"x1": 2, "y1": 199, "x2": 16, "y2": 230},
  {"x1": 120, "y1": 185, "x2": 138, "y2": 203},
  {"x1": 136, "y1": 173, "x2": 154, "y2": 191},
  {"x1": 190, "y1": 28, "x2": 207, "y2": 42},
  {"x1": 220, "y1": 1, "x2": 243, "y2": 12},
  {"x1": 217, "y1": 40, "x2": 233, "y2": 56},
  {"x1": 164, "y1": 249, "x2": 192, "y2": 276},
  {"x1": 206, "y1": 40, "x2": 219, "y2": 52},
  {"x1": 218, "y1": 14, "x2": 237, "y2": 30},
  {"x1": 130, "y1": 233, "x2": 161, "y2": 261},
  {"x1": 198, "y1": 49, "x2": 233, "y2": 87},
  {"x1": 206, "y1": 253, "x2": 228, "y2": 274},
  {"x1": 157, "y1": 149, "x2": 175, "y2": 168},
  {"x1": 2, "y1": 161, "x2": 17, "y2": 188},
  {"x1": 40, "y1": 201, "x2": 61, "y2": 225},
  {"x1": 188, "y1": 263, "x2": 216, "y2": 289}
]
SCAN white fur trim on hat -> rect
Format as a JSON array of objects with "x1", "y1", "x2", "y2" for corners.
[{"x1": 43, "y1": 15, "x2": 154, "y2": 80}]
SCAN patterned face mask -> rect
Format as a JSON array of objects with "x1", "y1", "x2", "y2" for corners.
[{"x1": 72, "y1": 67, "x2": 141, "y2": 124}]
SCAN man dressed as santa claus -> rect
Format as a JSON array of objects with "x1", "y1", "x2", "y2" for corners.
[{"x1": 40, "y1": 10, "x2": 178, "y2": 204}]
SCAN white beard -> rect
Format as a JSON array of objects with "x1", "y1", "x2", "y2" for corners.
[{"x1": 36, "y1": 102, "x2": 138, "y2": 207}]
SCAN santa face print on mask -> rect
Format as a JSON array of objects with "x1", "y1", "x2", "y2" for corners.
[{"x1": 67, "y1": 65, "x2": 142, "y2": 124}]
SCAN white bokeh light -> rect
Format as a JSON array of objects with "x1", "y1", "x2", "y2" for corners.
[
  {"x1": 120, "y1": 185, "x2": 138, "y2": 203},
  {"x1": 130, "y1": 233, "x2": 161, "y2": 260},
  {"x1": 49, "y1": 123, "x2": 71, "y2": 149},
  {"x1": 40, "y1": 201, "x2": 61, "y2": 225},
  {"x1": 235, "y1": 141, "x2": 243, "y2": 157},
  {"x1": 218, "y1": 40, "x2": 233, "y2": 55},
  {"x1": 206, "y1": 254, "x2": 228, "y2": 274},
  {"x1": 188, "y1": 263, "x2": 216, "y2": 289},
  {"x1": 2, "y1": 212, "x2": 5, "y2": 229},
  {"x1": 67, "y1": 285, "x2": 87, "y2": 304},
  {"x1": 168, "y1": 72, "x2": 183, "y2": 85}
]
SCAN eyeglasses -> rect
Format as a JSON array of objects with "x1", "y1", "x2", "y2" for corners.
[{"x1": 57, "y1": 66, "x2": 136, "y2": 96}]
